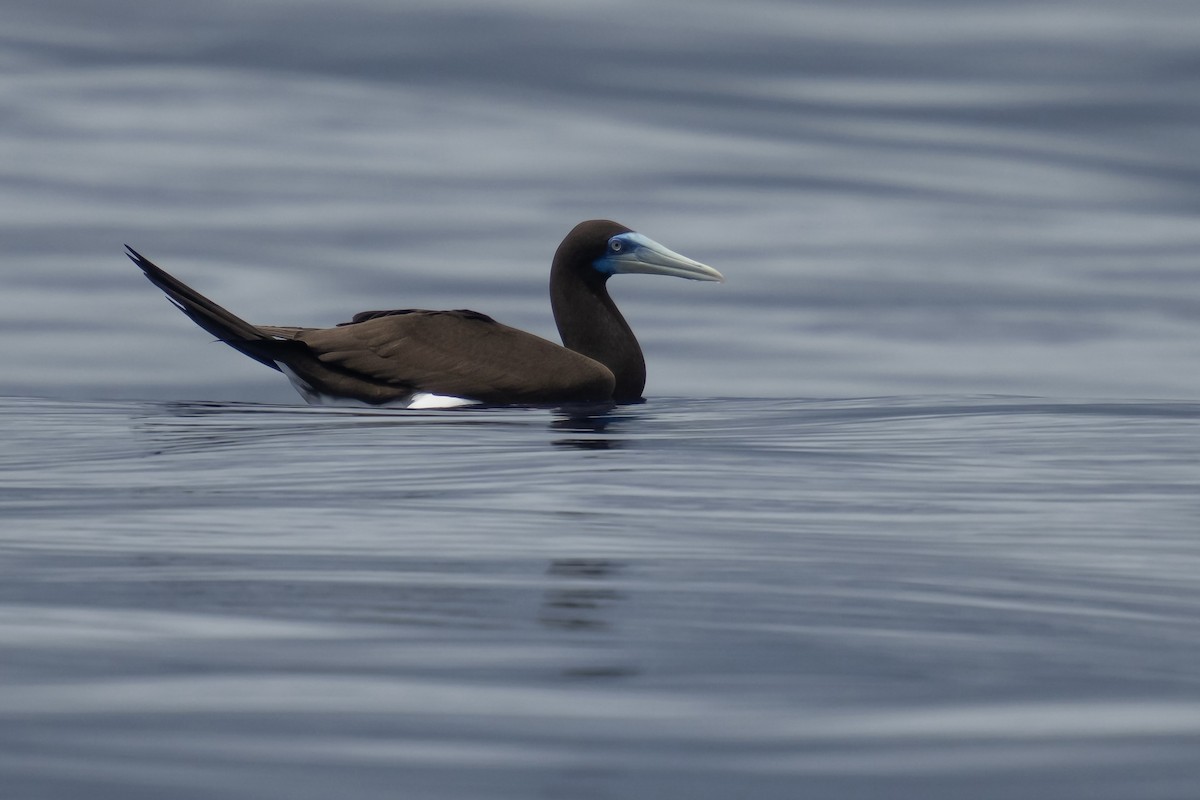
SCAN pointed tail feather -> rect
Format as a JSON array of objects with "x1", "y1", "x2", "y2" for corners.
[{"x1": 125, "y1": 245, "x2": 283, "y2": 372}]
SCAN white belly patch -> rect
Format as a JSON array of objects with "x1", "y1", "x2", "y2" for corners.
[{"x1": 275, "y1": 363, "x2": 474, "y2": 409}]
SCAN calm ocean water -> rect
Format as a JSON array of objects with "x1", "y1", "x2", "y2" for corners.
[
  {"x1": 3, "y1": 396, "x2": 1200, "y2": 799},
  {"x1": 3, "y1": 0, "x2": 1200, "y2": 797}
]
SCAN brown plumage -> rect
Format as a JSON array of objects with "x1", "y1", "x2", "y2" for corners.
[{"x1": 127, "y1": 220, "x2": 723, "y2": 406}]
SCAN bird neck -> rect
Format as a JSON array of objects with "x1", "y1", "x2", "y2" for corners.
[{"x1": 550, "y1": 269, "x2": 646, "y2": 401}]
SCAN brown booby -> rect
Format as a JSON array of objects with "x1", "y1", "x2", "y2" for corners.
[{"x1": 127, "y1": 219, "x2": 723, "y2": 407}]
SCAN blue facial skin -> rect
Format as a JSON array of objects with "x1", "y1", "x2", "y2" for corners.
[{"x1": 592, "y1": 233, "x2": 652, "y2": 274}]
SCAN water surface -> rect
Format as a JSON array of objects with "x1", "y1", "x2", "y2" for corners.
[
  {"x1": 3, "y1": 396, "x2": 1200, "y2": 799},
  {"x1": 2, "y1": 1, "x2": 1199, "y2": 797},
  {"x1": 2, "y1": 0, "x2": 1199, "y2": 401}
]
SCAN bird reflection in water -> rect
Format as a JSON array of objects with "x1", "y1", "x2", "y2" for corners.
[
  {"x1": 540, "y1": 558, "x2": 625, "y2": 632},
  {"x1": 540, "y1": 559, "x2": 638, "y2": 678},
  {"x1": 549, "y1": 402, "x2": 630, "y2": 450}
]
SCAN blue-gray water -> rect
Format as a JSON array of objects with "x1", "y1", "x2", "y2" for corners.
[
  {"x1": 3, "y1": 0, "x2": 1200, "y2": 797},
  {"x1": 3, "y1": 396, "x2": 1200, "y2": 800}
]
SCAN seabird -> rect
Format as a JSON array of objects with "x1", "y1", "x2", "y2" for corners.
[{"x1": 127, "y1": 220, "x2": 723, "y2": 407}]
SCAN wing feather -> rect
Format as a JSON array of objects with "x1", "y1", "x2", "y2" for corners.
[{"x1": 271, "y1": 310, "x2": 614, "y2": 403}]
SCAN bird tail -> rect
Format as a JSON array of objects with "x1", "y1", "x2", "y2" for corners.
[{"x1": 125, "y1": 245, "x2": 283, "y2": 372}]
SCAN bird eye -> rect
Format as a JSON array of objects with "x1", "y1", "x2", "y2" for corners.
[{"x1": 609, "y1": 239, "x2": 623, "y2": 253}]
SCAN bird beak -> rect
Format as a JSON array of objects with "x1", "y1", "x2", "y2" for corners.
[{"x1": 600, "y1": 233, "x2": 725, "y2": 283}]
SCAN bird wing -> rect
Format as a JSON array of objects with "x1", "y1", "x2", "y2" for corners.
[
  {"x1": 339, "y1": 308, "x2": 497, "y2": 325},
  {"x1": 261, "y1": 310, "x2": 616, "y2": 404}
]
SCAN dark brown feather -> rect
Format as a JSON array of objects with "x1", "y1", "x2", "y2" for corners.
[
  {"x1": 260, "y1": 313, "x2": 614, "y2": 404},
  {"x1": 127, "y1": 219, "x2": 715, "y2": 405}
]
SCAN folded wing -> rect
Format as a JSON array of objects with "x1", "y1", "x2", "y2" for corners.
[{"x1": 261, "y1": 311, "x2": 616, "y2": 404}]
